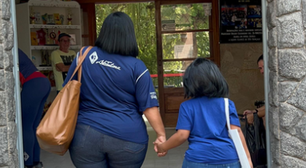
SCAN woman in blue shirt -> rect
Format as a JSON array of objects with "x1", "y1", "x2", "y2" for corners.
[
  {"x1": 154, "y1": 58, "x2": 252, "y2": 168},
  {"x1": 19, "y1": 49, "x2": 51, "y2": 168},
  {"x1": 64, "y1": 12, "x2": 166, "y2": 168}
]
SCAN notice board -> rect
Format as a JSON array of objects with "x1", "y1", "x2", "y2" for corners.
[{"x1": 220, "y1": 0, "x2": 262, "y2": 43}]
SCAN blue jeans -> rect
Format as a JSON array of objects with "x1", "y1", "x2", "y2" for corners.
[
  {"x1": 182, "y1": 159, "x2": 241, "y2": 168},
  {"x1": 69, "y1": 124, "x2": 148, "y2": 168}
]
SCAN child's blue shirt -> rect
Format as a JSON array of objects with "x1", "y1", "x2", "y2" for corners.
[{"x1": 176, "y1": 97, "x2": 240, "y2": 164}]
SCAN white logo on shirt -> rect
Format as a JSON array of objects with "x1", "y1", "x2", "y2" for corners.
[
  {"x1": 24, "y1": 152, "x2": 29, "y2": 161},
  {"x1": 89, "y1": 51, "x2": 98, "y2": 64},
  {"x1": 96, "y1": 60, "x2": 121, "y2": 70},
  {"x1": 150, "y1": 92, "x2": 157, "y2": 99}
]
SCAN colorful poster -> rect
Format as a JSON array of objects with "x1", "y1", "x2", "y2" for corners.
[{"x1": 220, "y1": 0, "x2": 262, "y2": 43}]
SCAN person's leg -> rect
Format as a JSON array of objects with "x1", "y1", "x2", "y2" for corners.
[
  {"x1": 104, "y1": 134, "x2": 148, "y2": 168},
  {"x1": 22, "y1": 78, "x2": 50, "y2": 166},
  {"x1": 69, "y1": 124, "x2": 108, "y2": 168},
  {"x1": 32, "y1": 78, "x2": 51, "y2": 165},
  {"x1": 21, "y1": 84, "x2": 36, "y2": 167}
]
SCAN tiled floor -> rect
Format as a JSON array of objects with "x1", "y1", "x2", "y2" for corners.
[{"x1": 40, "y1": 122, "x2": 188, "y2": 168}]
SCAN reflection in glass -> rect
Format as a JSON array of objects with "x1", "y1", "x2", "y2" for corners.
[
  {"x1": 161, "y1": 3, "x2": 211, "y2": 31},
  {"x1": 162, "y1": 32, "x2": 210, "y2": 59},
  {"x1": 163, "y1": 61, "x2": 193, "y2": 88},
  {"x1": 150, "y1": 77, "x2": 159, "y2": 99}
]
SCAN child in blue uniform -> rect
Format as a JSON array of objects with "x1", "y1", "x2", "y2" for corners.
[
  {"x1": 19, "y1": 49, "x2": 51, "y2": 168},
  {"x1": 154, "y1": 58, "x2": 252, "y2": 168}
]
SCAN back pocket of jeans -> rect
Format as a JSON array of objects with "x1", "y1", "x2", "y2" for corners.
[{"x1": 123, "y1": 142, "x2": 147, "y2": 154}]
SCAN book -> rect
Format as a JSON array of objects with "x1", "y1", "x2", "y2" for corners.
[
  {"x1": 47, "y1": 14, "x2": 55, "y2": 25},
  {"x1": 30, "y1": 32, "x2": 38, "y2": 45},
  {"x1": 42, "y1": 13, "x2": 48, "y2": 24},
  {"x1": 54, "y1": 13, "x2": 61, "y2": 25},
  {"x1": 60, "y1": 15, "x2": 64, "y2": 25},
  {"x1": 35, "y1": 12, "x2": 42, "y2": 24}
]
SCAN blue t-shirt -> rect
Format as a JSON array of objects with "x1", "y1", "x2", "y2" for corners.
[
  {"x1": 63, "y1": 46, "x2": 159, "y2": 144},
  {"x1": 176, "y1": 97, "x2": 240, "y2": 164},
  {"x1": 18, "y1": 49, "x2": 37, "y2": 79}
]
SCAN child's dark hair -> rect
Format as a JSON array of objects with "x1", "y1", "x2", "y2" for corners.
[{"x1": 183, "y1": 58, "x2": 229, "y2": 98}]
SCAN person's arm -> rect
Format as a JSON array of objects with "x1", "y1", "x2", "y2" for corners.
[
  {"x1": 244, "y1": 105, "x2": 265, "y2": 125},
  {"x1": 231, "y1": 125, "x2": 253, "y2": 168},
  {"x1": 154, "y1": 103, "x2": 191, "y2": 156},
  {"x1": 246, "y1": 113, "x2": 254, "y2": 125},
  {"x1": 143, "y1": 107, "x2": 165, "y2": 138},
  {"x1": 62, "y1": 56, "x2": 78, "y2": 87},
  {"x1": 243, "y1": 105, "x2": 265, "y2": 117},
  {"x1": 55, "y1": 63, "x2": 71, "y2": 72},
  {"x1": 257, "y1": 105, "x2": 265, "y2": 118},
  {"x1": 258, "y1": 105, "x2": 266, "y2": 128},
  {"x1": 154, "y1": 129, "x2": 189, "y2": 153},
  {"x1": 243, "y1": 109, "x2": 256, "y2": 116},
  {"x1": 133, "y1": 61, "x2": 166, "y2": 155},
  {"x1": 143, "y1": 107, "x2": 167, "y2": 156},
  {"x1": 51, "y1": 51, "x2": 66, "y2": 72}
]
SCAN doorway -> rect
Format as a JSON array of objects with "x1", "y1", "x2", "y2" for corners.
[
  {"x1": 155, "y1": 0, "x2": 219, "y2": 127},
  {"x1": 12, "y1": 0, "x2": 270, "y2": 167}
]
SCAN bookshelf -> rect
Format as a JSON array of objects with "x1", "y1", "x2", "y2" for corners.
[{"x1": 16, "y1": 0, "x2": 82, "y2": 106}]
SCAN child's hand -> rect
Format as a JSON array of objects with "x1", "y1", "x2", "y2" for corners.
[
  {"x1": 153, "y1": 140, "x2": 167, "y2": 157},
  {"x1": 153, "y1": 136, "x2": 166, "y2": 152}
]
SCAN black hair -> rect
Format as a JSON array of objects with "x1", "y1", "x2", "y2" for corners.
[
  {"x1": 95, "y1": 12, "x2": 139, "y2": 57},
  {"x1": 183, "y1": 58, "x2": 229, "y2": 98},
  {"x1": 257, "y1": 55, "x2": 263, "y2": 64}
]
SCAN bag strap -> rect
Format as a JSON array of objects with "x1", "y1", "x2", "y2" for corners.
[
  {"x1": 224, "y1": 98, "x2": 231, "y2": 130},
  {"x1": 68, "y1": 46, "x2": 93, "y2": 82}
]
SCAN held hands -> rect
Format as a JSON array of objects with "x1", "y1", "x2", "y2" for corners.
[{"x1": 153, "y1": 135, "x2": 167, "y2": 157}]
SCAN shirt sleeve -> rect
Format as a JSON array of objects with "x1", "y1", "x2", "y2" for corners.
[
  {"x1": 176, "y1": 103, "x2": 192, "y2": 131},
  {"x1": 229, "y1": 100, "x2": 241, "y2": 127},
  {"x1": 51, "y1": 51, "x2": 63, "y2": 65},
  {"x1": 62, "y1": 52, "x2": 78, "y2": 87},
  {"x1": 134, "y1": 60, "x2": 159, "y2": 112}
]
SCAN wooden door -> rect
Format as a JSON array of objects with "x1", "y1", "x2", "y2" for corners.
[
  {"x1": 155, "y1": 0, "x2": 219, "y2": 127},
  {"x1": 79, "y1": 3, "x2": 97, "y2": 46}
]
